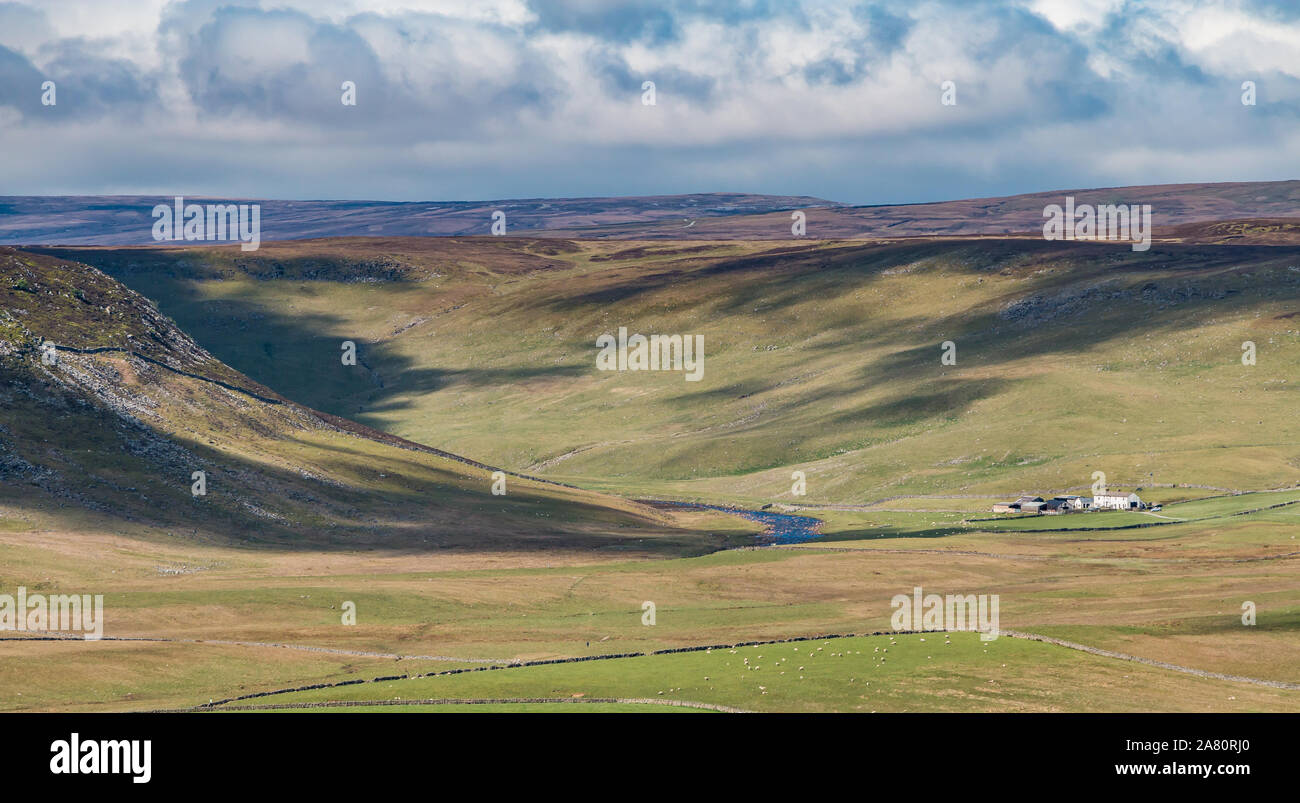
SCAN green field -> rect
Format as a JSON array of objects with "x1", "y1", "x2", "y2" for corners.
[
  {"x1": 3, "y1": 492, "x2": 1297, "y2": 711},
  {"x1": 226, "y1": 632, "x2": 1299, "y2": 713},
  {"x1": 239, "y1": 703, "x2": 704, "y2": 713},
  {"x1": 3, "y1": 238, "x2": 1299, "y2": 712},
  {"x1": 45, "y1": 237, "x2": 1300, "y2": 506}
]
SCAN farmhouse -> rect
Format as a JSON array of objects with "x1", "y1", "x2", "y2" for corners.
[
  {"x1": 1091, "y1": 492, "x2": 1142, "y2": 510},
  {"x1": 991, "y1": 492, "x2": 1142, "y2": 515}
]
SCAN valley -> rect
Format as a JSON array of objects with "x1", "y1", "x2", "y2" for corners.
[{"x1": 4, "y1": 186, "x2": 1300, "y2": 713}]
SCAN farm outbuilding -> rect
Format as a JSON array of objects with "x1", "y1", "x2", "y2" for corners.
[
  {"x1": 1054, "y1": 495, "x2": 1088, "y2": 510},
  {"x1": 992, "y1": 496, "x2": 1044, "y2": 513}
]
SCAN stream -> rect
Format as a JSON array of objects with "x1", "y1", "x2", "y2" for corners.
[{"x1": 647, "y1": 501, "x2": 825, "y2": 544}]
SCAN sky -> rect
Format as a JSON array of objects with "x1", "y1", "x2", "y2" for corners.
[{"x1": 0, "y1": 0, "x2": 1297, "y2": 204}]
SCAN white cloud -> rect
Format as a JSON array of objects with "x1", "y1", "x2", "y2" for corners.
[{"x1": 0, "y1": 0, "x2": 1295, "y2": 202}]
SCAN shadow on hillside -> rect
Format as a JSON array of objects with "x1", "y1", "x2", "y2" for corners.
[
  {"x1": 671, "y1": 240, "x2": 1300, "y2": 424},
  {"x1": 37, "y1": 239, "x2": 1300, "y2": 480},
  {"x1": 2, "y1": 421, "x2": 715, "y2": 555},
  {"x1": 0, "y1": 355, "x2": 711, "y2": 556},
  {"x1": 29, "y1": 248, "x2": 586, "y2": 429}
]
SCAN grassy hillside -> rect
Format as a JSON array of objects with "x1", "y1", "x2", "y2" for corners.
[
  {"x1": 536, "y1": 179, "x2": 1300, "y2": 239},
  {"x1": 4, "y1": 240, "x2": 1299, "y2": 713},
  {"x1": 0, "y1": 246, "x2": 728, "y2": 555},
  {"x1": 44, "y1": 234, "x2": 1300, "y2": 507}
]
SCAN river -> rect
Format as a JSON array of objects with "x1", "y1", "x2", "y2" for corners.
[{"x1": 646, "y1": 501, "x2": 824, "y2": 544}]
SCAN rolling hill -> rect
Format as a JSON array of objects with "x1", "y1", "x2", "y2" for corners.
[
  {"x1": 4, "y1": 190, "x2": 1300, "y2": 714},
  {"x1": 38, "y1": 231, "x2": 1300, "y2": 508},
  {"x1": 0, "y1": 246, "x2": 723, "y2": 555},
  {"x1": 541, "y1": 180, "x2": 1300, "y2": 240},
  {"x1": 0, "y1": 193, "x2": 837, "y2": 246},
  {"x1": 5, "y1": 180, "x2": 1297, "y2": 246}
]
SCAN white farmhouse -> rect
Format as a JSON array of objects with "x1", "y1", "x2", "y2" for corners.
[{"x1": 1092, "y1": 492, "x2": 1141, "y2": 510}]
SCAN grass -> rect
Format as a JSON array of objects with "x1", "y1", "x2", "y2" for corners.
[
  {"x1": 0, "y1": 247, "x2": 742, "y2": 558},
  {"x1": 0, "y1": 638, "x2": 492, "y2": 713},
  {"x1": 233, "y1": 632, "x2": 1300, "y2": 713},
  {"x1": 237, "y1": 702, "x2": 703, "y2": 712},
  {"x1": 3, "y1": 495, "x2": 1297, "y2": 711},
  {"x1": 42, "y1": 237, "x2": 1300, "y2": 506},
  {"x1": 3, "y1": 237, "x2": 1298, "y2": 713}
]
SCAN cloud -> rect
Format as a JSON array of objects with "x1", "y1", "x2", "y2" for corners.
[
  {"x1": 0, "y1": 41, "x2": 157, "y2": 121},
  {"x1": 0, "y1": 0, "x2": 1294, "y2": 202},
  {"x1": 527, "y1": 0, "x2": 681, "y2": 43},
  {"x1": 176, "y1": 5, "x2": 387, "y2": 123},
  {"x1": 0, "y1": 1, "x2": 55, "y2": 55}
]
